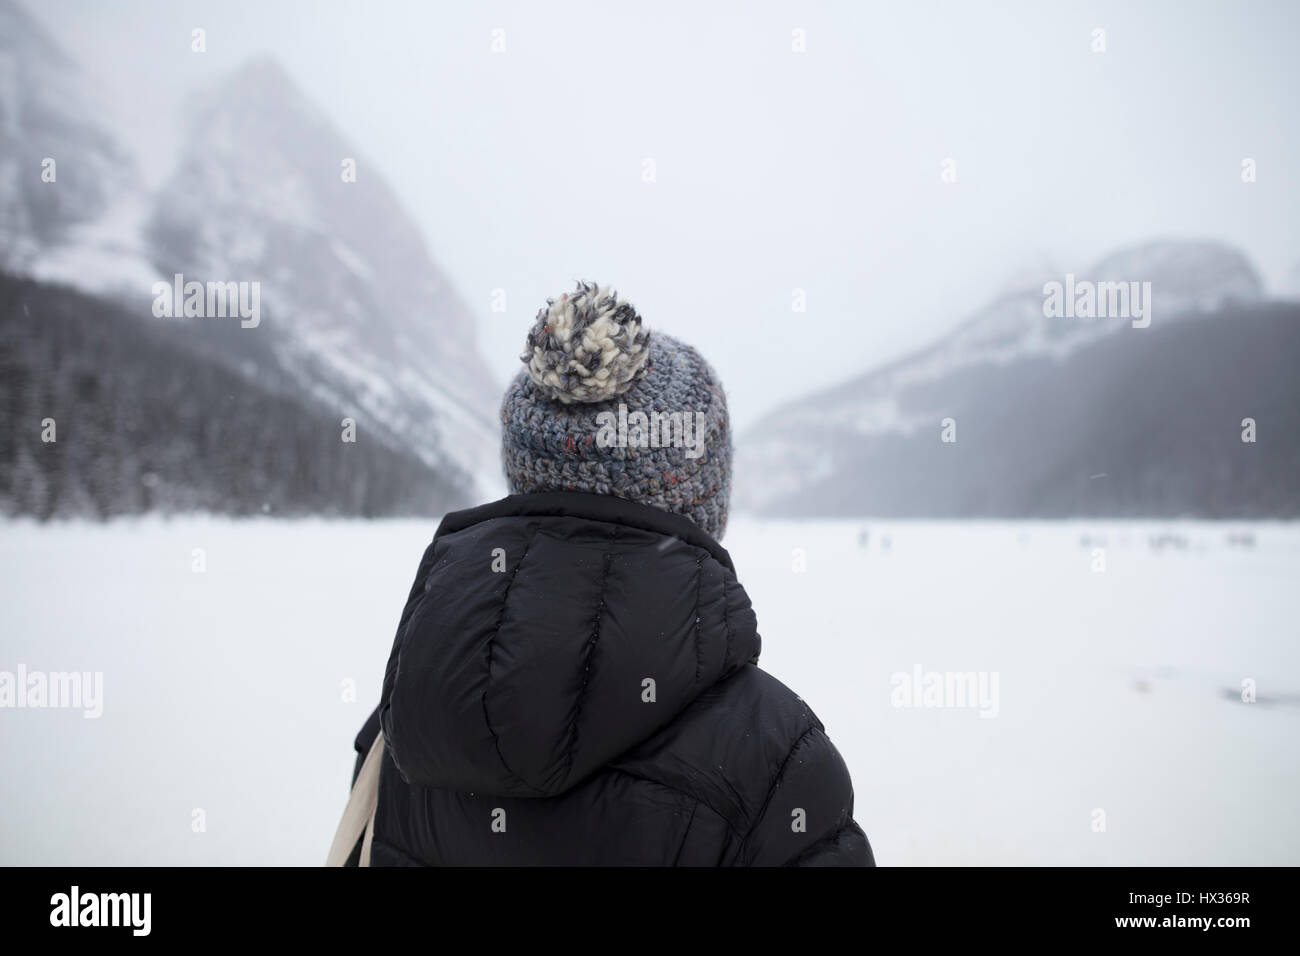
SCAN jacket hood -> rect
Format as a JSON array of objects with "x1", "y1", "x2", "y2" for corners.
[{"x1": 379, "y1": 492, "x2": 761, "y2": 798}]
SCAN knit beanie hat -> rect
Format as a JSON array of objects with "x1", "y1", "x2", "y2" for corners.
[{"x1": 500, "y1": 281, "x2": 732, "y2": 539}]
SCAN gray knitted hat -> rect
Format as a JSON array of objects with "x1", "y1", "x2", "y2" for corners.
[{"x1": 501, "y1": 281, "x2": 732, "y2": 539}]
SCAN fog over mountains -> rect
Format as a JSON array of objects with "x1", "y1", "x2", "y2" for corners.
[
  {"x1": 3, "y1": 0, "x2": 1298, "y2": 521},
  {"x1": 0, "y1": 0, "x2": 135, "y2": 268},
  {"x1": 736, "y1": 241, "x2": 1300, "y2": 518},
  {"x1": 147, "y1": 58, "x2": 499, "y2": 480},
  {"x1": 1, "y1": 0, "x2": 499, "y2": 519}
]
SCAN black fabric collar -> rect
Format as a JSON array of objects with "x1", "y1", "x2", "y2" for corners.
[{"x1": 435, "y1": 491, "x2": 737, "y2": 572}]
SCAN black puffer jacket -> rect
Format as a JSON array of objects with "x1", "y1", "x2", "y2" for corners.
[{"x1": 347, "y1": 492, "x2": 873, "y2": 866}]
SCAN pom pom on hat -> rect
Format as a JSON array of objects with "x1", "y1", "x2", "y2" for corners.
[
  {"x1": 502, "y1": 280, "x2": 733, "y2": 539},
  {"x1": 520, "y1": 281, "x2": 651, "y2": 404}
]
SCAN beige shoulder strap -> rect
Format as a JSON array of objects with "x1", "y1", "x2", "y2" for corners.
[{"x1": 325, "y1": 730, "x2": 385, "y2": 867}]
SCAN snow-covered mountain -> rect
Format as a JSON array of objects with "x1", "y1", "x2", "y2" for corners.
[
  {"x1": 1280, "y1": 259, "x2": 1300, "y2": 301},
  {"x1": 144, "y1": 57, "x2": 500, "y2": 490},
  {"x1": 1, "y1": 3, "x2": 503, "y2": 516},
  {"x1": 754, "y1": 241, "x2": 1261, "y2": 450},
  {"x1": 737, "y1": 241, "x2": 1298, "y2": 517},
  {"x1": 0, "y1": 0, "x2": 138, "y2": 273}
]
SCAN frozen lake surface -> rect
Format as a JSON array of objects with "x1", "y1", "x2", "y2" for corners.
[{"x1": 1, "y1": 515, "x2": 1297, "y2": 865}]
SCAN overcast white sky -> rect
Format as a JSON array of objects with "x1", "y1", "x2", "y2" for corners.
[{"x1": 24, "y1": 0, "x2": 1300, "y2": 427}]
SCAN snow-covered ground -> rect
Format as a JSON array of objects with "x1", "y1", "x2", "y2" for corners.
[{"x1": 1, "y1": 516, "x2": 1296, "y2": 865}]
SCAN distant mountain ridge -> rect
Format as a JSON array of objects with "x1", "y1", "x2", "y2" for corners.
[
  {"x1": 146, "y1": 56, "x2": 500, "y2": 487},
  {"x1": 0, "y1": 0, "x2": 501, "y2": 518},
  {"x1": 0, "y1": 0, "x2": 137, "y2": 270},
  {"x1": 737, "y1": 241, "x2": 1299, "y2": 518}
]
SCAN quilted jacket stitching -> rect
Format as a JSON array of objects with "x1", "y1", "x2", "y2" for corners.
[
  {"x1": 560, "y1": 526, "x2": 618, "y2": 783},
  {"x1": 736, "y1": 724, "x2": 819, "y2": 864},
  {"x1": 481, "y1": 522, "x2": 542, "y2": 793}
]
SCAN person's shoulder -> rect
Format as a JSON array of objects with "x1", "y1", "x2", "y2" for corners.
[
  {"x1": 688, "y1": 664, "x2": 829, "y2": 754},
  {"x1": 609, "y1": 665, "x2": 853, "y2": 846}
]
